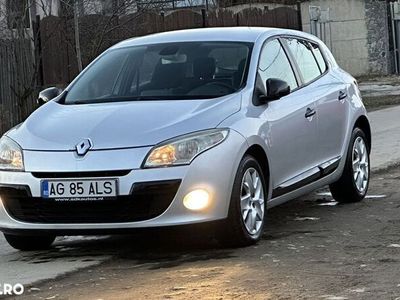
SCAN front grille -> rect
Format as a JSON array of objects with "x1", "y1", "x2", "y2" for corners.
[{"x1": 0, "y1": 180, "x2": 180, "y2": 224}]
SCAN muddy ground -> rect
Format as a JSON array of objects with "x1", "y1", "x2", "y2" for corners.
[{"x1": 6, "y1": 166, "x2": 399, "y2": 300}]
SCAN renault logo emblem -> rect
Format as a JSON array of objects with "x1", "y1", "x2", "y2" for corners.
[{"x1": 76, "y1": 139, "x2": 92, "y2": 156}]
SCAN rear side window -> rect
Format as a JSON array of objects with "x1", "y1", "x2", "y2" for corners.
[
  {"x1": 258, "y1": 39, "x2": 298, "y2": 92},
  {"x1": 311, "y1": 43, "x2": 328, "y2": 73},
  {"x1": 286, "y1": 38, "x2": 321, "y2": 84}
]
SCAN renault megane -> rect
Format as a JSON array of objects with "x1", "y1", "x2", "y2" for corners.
[{"x1": 0, "y1": 27, "x2": 371, "y2": 250}]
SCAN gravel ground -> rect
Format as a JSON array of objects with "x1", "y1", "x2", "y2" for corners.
[{"x1": 10, "y1": 166, "x2": 400, "y2": 300}]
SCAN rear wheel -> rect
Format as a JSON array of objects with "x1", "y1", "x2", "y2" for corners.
[
  {"x1": 217, "y1": 155, "x2": 267, "y2": 247},
  {"x1": 330, "y1": 127, "x2": 370, "y2": 203},
  {"x1": 4, "y1": 234, "x2": 55, "y2": 251}
]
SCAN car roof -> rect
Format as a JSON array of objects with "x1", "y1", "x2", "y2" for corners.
[{"x1": 112, "y1": 27, "x2": 315, "y2": 49}]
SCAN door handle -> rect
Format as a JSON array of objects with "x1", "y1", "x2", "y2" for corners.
[
  {"x1": 338, "y1": 90, "x2": 347, "y2": 101},
  {"x1": 305, "y1": 107, "x2": 316, "y2": 118}
]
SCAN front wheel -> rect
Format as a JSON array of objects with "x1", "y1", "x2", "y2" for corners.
[
  {"x1": 4, "y1": 233, "x2": 56, "y2": 251},
  {"x1": 216, "y1": 155, "x2": 267, "y2": 247},
  {"x1": 330, "y1": 127, "x2": 370, "y2": 203}
]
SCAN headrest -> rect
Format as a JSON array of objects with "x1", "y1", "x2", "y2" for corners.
[
  {"x1": 193, "y1": 57, "x2": 216, "y2": 80},
  {"x1": 151, "y1": 62, "x2": 185, "y2": 88}
]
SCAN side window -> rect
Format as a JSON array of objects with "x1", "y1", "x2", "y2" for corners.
[
  {"x1": 258, "y1": 39, "x2": 298, "y2": 92},
  {"x1": 286, "y1": 38, "x2": 321, "y2": 84},
  {"x1": 311, "y1": 43, "x2": 328, "y2": 73}
]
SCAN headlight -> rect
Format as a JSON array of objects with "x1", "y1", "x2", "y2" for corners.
[
  {"x1": 143, "y1": 129, "x2": 229, "y2": 168},
  {"x1": 0, "y1": 136, "x2": 24, "y2": 171}
]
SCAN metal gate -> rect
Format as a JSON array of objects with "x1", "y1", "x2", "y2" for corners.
[
  {"x1": 309, "y1": 5, "x2": 332, "y2": 50},
  {"x1": 390, "y1": 1, "x2": 400, "y2": 73}
]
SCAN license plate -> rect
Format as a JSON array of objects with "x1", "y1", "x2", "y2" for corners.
[{"x1": 41, "y1": 179, "x2": 118, "y2": 201}]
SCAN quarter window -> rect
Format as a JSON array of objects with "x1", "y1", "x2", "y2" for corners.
[
  {"x1": 286, "y1": 38, "x2": 321, "y2": 84},
  {"x1": 311, "y1": 43, "x2": 328, "y2": 73},
  {"x1": 258, "y1": 39, "x2": 298, "y2": 92}
]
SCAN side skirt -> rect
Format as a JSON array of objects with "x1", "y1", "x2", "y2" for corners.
[{"x1": 271, "y1": 156, "x2": 341, "y2": 199}]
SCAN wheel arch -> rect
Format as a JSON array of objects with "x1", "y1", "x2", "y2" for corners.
[
  {"x1": 242, "y1": 144, "x2": 272, "y2": 200},
  {"x1": 354, "y1": 115, "x2": 371, "y2": 153},
  {"x1": 244, "y1": 144, "x2": 269, "y2": 175}
]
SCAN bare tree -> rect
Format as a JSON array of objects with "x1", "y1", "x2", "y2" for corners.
[
  {"x1": 78, "y1": 0, "x2": 164, "y2": 64},
  {"x1": 0, "y1": 0, "x2": 59, "y2": 129},
  {"x1": 54, "y1": 0, "x2": 168, "y2": 75},
  {"x1": 64, "y1": 0, "x2": 217, "y2": 67}
]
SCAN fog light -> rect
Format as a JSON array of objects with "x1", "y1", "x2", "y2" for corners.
[{"x1": 183, "y1": 189, "x2": 210, "y2": 211}]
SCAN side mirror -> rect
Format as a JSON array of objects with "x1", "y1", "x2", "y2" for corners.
[
  {"x1": 37, "y1": 87, "x2": 62, "y2": 105},
  {"x1": 259, "y1": 78, "x2": 291, "y2": 103}
]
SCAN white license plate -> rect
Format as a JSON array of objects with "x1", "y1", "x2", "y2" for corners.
[{"x1": 41, "y1": 179, "x2": 118, "y2": 201}]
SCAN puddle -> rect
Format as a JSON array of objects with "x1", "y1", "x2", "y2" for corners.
[
  {"x1": 294, "y1": 217, "x2": 320, "y2": 221},
  {"x1": 365, "y1": 195, "x2": 386, "y2": 199},
  {"x1": 318, "y1": 202, "x2": 338, "y2": 206}
]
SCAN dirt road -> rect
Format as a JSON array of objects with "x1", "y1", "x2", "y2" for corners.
[{"x1": 10, "y1": 166, "x2": 400, "y2": 300}]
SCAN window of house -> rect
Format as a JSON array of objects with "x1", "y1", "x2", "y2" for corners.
[
  {"x1": 286, "y1": 38, "x2": 322, "y2": 84},
  {"x1": 258, "y1": 39, "x2": 298, "y2": 92}
]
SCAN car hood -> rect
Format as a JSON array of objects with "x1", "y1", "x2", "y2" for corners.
[{"x1": 7, "y1": 94, "x2": 241, "y2": 151}]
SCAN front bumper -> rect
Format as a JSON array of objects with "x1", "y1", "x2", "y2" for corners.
[{"x1": 0, "y1": 130, "x2": 247, "y2": 233}]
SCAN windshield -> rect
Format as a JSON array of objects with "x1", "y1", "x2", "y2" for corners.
[{"x1": 64, "y1": 42, "x2": 252, "y2": 104}]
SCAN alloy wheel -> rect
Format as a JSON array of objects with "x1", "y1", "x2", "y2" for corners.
[
  {"x1": 240, "y1": 167, "x2": 265, "y2": 235},
  {"x1": 352, "y1": 136, "x2": 369, "y2": 194}
]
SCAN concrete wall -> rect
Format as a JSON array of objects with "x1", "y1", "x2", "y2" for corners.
[
  {"x1": 301, "y1": 0, "x2": 369, "y2": 76},
  {"x1": 300, "y1": 0, "x2": 392, "y2": 76}
]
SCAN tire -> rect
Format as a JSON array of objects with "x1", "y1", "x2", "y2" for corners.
[
  {"x1": 216, "y1": 155, "x2": 267, "y2": 247},
  {"x1": 329, "y1": 127, "x2": 370, "y2": 203},
  {"x1": 4, "y1": 233, "x2": 55, "y2": 251}
]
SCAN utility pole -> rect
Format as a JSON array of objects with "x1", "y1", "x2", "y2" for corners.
[{"x1": 74, "y1": 0, "x2": 83, "y2": 72}]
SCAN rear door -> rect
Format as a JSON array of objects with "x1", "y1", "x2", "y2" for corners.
[
  {"x1": 285, "y1": 38, "x2": 348, "y2": 170},
  {"x1": 309, "y1": 42, "x2": 349, "y2": 167}
]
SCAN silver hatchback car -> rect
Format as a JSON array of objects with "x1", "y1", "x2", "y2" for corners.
[{"x1": 0, "y1": 27, "x2": 371, "y2": 250}]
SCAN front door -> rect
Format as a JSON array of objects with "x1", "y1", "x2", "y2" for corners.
[{"x1": 256, "y1": 38, "x2": 319, "y2": 193}]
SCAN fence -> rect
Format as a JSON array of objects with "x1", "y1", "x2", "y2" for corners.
[
  {"x1": 39, "y1": 5, "x2": 301, "y2": 86},
  {"x1": 0, "y1": 40, "x2": 36, "y2": 135}
]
